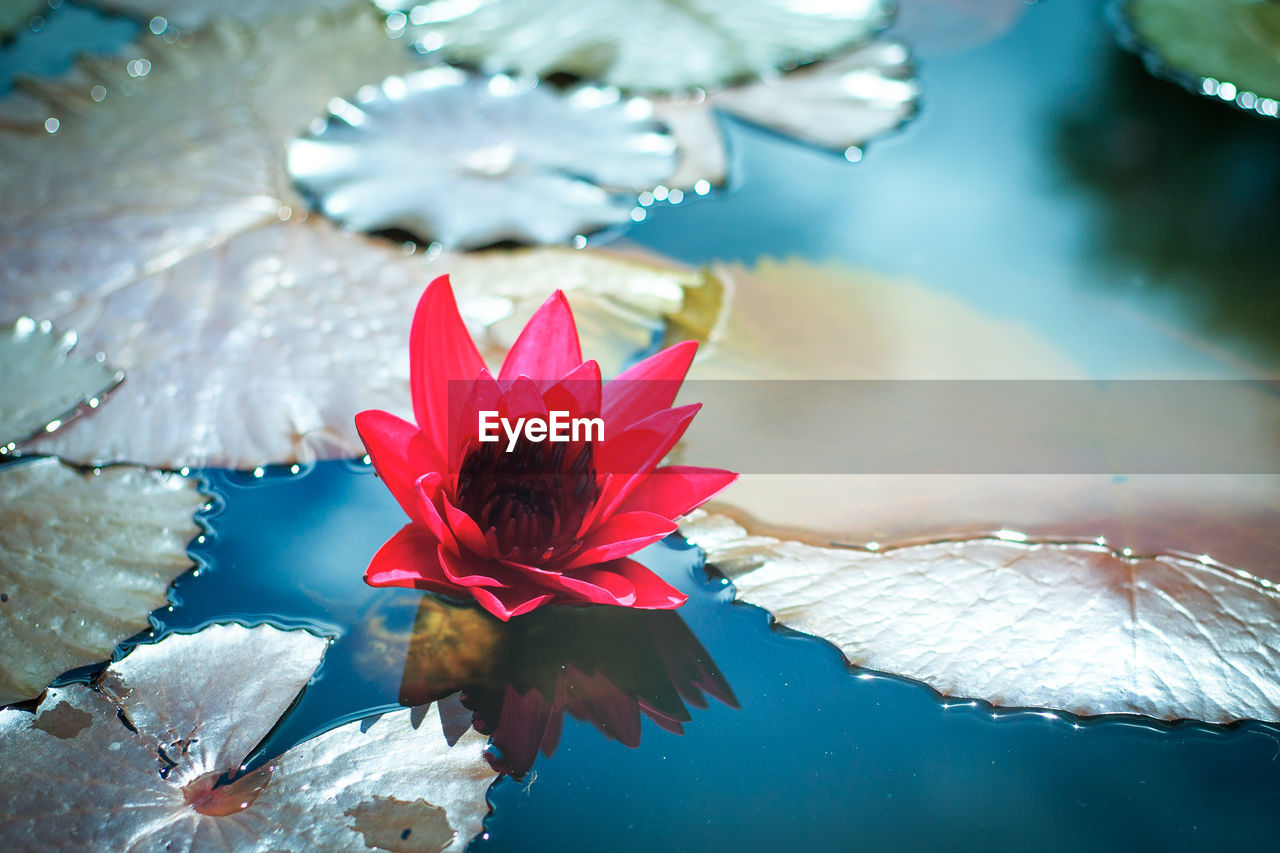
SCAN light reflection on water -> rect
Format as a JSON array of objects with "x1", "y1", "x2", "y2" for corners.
[{"x1": 158, "y1": 461, "x2": 1280, "y2": 851}]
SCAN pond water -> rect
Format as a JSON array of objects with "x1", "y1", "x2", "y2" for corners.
[
  {"x1": 9, "y1": 0, "x2": 1280, "y2": 849},
  {"x1": 149, "y1": 461, "x2": 1280, "y2": 852}
]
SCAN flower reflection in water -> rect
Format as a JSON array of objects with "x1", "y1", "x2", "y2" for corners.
[{"x1": 359, "y1": 593, "x2": 736, "y2": 778}]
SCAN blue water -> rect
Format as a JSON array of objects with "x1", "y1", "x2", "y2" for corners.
[
  {"x1": 8, "y1": 0, "x2": 1280, "y2": 849},
  {"x1": 150, "y1": 462, "x2": 1280, "y2": 852}
]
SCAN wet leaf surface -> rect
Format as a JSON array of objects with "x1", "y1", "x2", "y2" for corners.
[
  {"x1": 683, "y1": 513, "x2": 1280, "y2": 723},
  {"x1": 0, "y1": 8, "x2": 721, "y2": 469},
  {"x1": 377, "y1": 0, "x2": 893, "y2": 93},
  {"x1": 0, "y1": 623, "x2": 496, "y2": 851},
  {"x1": 0, "y1": 456, "x2": 205, "y2": 706},
  {"x1": 1122, "y1": 0, "x2": 1280, "y2": 107},
  {"x1": 0, "y1": 5, "x2": 418, "y2": 304},
  {"x1": 8, "y1": 222, "x2": 716, "y2": 469},
  {"x1": 0, "y1": 317, "x2": 121, "y2": 449},
  {"x1": 673, "y1": 259, "x2": 1280, "y2": 581},
  {"x1": 288, "y1": 66, "x2": 677, "y2": 249}
]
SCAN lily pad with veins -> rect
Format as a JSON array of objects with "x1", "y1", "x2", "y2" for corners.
[
  {"x1": 377, "y1": 0, "x2": 893, "y2": 94},
  {"x1": 0, "y1": 623, "x2": 496, "y2": 850},
  {"x1": 0, "y1": 316, "x2": 121, "y2": 450},
  {"x1": 683, "y1": 513, "x2": 1280, "y2": 724},
  {"x1": 0, "y1": 457, "x2": 207, "y2": 706},
  {"x1": 288, "y1": 66, "x2": 678, "y2": 249}
]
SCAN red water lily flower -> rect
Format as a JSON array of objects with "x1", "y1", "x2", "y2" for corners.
[{"x1": 355, "y1": 274, "x2": 737, "y2": 621}]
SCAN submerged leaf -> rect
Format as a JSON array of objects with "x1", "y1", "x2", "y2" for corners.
[
  {"x1": 0, "y1": 623, "x2": 496, "y2": 851},
  {"x1": 288, "y1": 66, "x2": 677, "y2": 249},
  {"x1": 1122, "y1": 0, "x2": 1280, "y2": 109},
  {"x1": 377, "y1": 0, "x2": 893, "y2": 93},
  {"x1": 684, "y1": 513, "x2": 1280, "y2": 723},
  {"x1": 0, "y1": 317, "x2": 121, "y2": 449},
  {"x1": 0, "y1": 457, "x2": 205, "y2": 706}
]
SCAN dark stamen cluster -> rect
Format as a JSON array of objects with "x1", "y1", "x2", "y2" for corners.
[{"x1": 455, "y1": 434, "x2": 599, "y2": 564}]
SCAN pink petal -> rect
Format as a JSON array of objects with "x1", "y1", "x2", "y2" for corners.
[
  {"x1": 505, "y1": 559, "x2": 639, "y2": 606},
  {"x1": 602, "y1": 339, "x2": 697, "y2": 432},
  {"x1": 590, "y1": 404, "x2": 702, "y2": 526},
  {"x1": 441, "y1": 493, "x2": 492, "y2": 556},
  {"x1": 497, "y1": 290, "x2": 582, "y2": 383},
  {"x1": 354, "y1": 409, "x2": 444, "y2": 524},
  {"x1": 364, "y1": 524, "x2": 465, "y2": 596},
  {"x1": 498, "y1": 375, "x2": 550, "y2": 424},
  {"x1": 617, "y1": 465, "x2": 739, "y2": 519},
  {"x1": 410, "y1": 275, "x2": 487, "y2": 455},
  {"x1": 413, "y1": 474, "x2": 455, "y2": 551},
  {"x1": 541, "y1": 359, "x2": 602, "y2": 418},
  {"x1": 568, "y1": 511, "x2": 678, "y2": 569},
  {"x1": 437, "y1": 544, "x2": 512, "y2": 588},
  {"x1": 604, "y1": 558, "x2": 688, "y2": 609},
  {"x1": 447, "y1": 368, "x2": 503, "y2": 474},
  {"x1": 471, "y1": 584, "x2": 555, "y2": 621}
]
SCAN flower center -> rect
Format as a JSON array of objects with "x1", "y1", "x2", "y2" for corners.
[{"x1": 455, "y1": 434, "x2": 599, "y2": 564}]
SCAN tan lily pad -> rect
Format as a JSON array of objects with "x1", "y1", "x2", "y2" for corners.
[
  {"x1": 0, "y1": 316, "x2": 121, "y2": 450},
  {"x1": 673, "y1": 259, "x2": 1280, "y2": 582},
  {"x1": 377, "y1": 0, "x2": 893, "y2": 93},
  {"x1": 683, "y1": 512, "x2": 1280, "y2": 723},
  {"x1": 0, "y1": 456, "x2": 206, "y2": 706},
  {"x1": 0, "y1": 623, "x2": 496, "y2": 850}
]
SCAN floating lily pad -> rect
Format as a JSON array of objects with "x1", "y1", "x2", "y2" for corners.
[
  {"x1": 0, "y1": 623, "x2": 496, "y2": 850},
  {"x1": 683, "y1": 513, "x2": 1280, "y2": 724},
  {"x1": 0, "y1": 456, "x2": 206, "y2": 706},
  {"x1": 653, "y1": 38, "x2": 920, "y2": 187},
  {"x1": 672, "y1": 259, "x2": 1280, "y2": 582},
  {"x1": 0, "y1": 5, "x2": 420, "y2": 304},
  {"x1": 0, "y1": 7, "x2": 722, "y2": 469},
  {"x1": 288, "y1": 66, "x2": 677, "y2": 249},
  {"x1": 377, "y1": 0, "x2": 893, "y2": 93},
  {"x1": 0, "y1": 317, "x2": 121, "y2": 450},
  {"x1": 1120, "y1": 0, "x2": 1280, "y2": 112},
  {"x1": 8, "y1": 217, "x2": 718, "y2": 469}
]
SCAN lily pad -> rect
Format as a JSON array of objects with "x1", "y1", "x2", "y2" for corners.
[
  {"x1": 0, "y1": 7, "x2": 722, "y2": 469},
  {"x1": 377, "y1": 0, "x2": 893, "y2": 93},
  {"x1": 0, "y1": 4, "x2": 420, "y2": 304},
  {"x1": 710, "y1": 38, "x2": 919, "y2": 157},
  {"x1": 1121, "y1": 0, "x2": 1280, "y2": 111},
  {"x1": 8, "y1": 216, "x2": 719, "y2": 469},
  {"x1": 0, "y1": 623, "x2": 496, "y2": 850},
  {"x1": 683, "y1": 512, "x2": 1280, "y2": 724},
  {"x1": 288, "y1": 66, "x2": 677, "y2": 249},
  {"x1": 672, "y1": 259, "x2": 1280, "y2": 582},
  {"x1": 653, "y1": 38, "x2": 920, "y2": 186},
  {"x1": 0, "y1": 456, "x2": 206, "y2": 706},
  {"x1": 0, "y1": 316, "x2": 121, "y2": 451}
]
